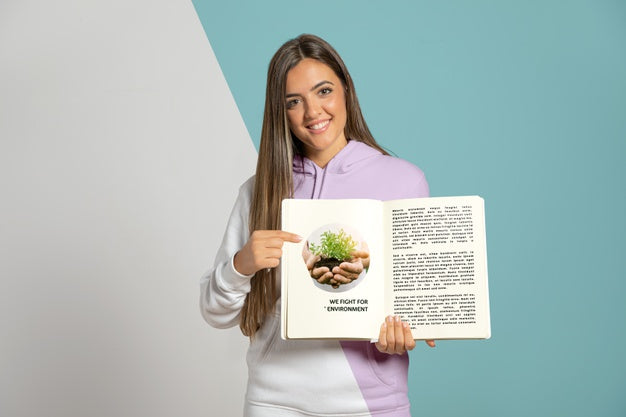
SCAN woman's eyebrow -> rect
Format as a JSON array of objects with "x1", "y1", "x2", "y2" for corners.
[
  {"x1": 286, "y1": 80, "x2": 334, "y2": 98},
  {"x1": 311, "y1": 80, "x2": 334, "y2": 90}
]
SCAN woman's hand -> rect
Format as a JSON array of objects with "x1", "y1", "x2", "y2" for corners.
[
  {"x1": 375, "y1": 316, "x2": 436, "y2": 355},
  {"x1": 234, "y1": 230, "x2": 302, "y2": 276}
]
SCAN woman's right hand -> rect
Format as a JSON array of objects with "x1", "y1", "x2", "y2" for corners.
[{"x1": 234, "y1": 230, "x2": 302, "y2": 276}]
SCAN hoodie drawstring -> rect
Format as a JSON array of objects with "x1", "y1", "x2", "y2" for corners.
[{"x1": 316, "y1": 166, "x2": 329, "y2": 199}]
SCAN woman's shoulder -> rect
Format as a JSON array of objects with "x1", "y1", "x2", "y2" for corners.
[
  {"x1": 239, "y1": 175, "x2": 255, "y2": 194},
  {"x1": 380, "y1": 153, "x2": 425, "y2": 174},
  {"x1": 351, "y1": 142, "x2": 429, "y2": 198},
  {"x1": 227, "y1": 175, "x2": 255, "y2": 211},
  {"x1": 357, "y1": 142, "x2": 426, "y2": 178}
]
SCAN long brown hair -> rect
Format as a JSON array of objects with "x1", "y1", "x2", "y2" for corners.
[{"x1": 240, "y1": 34, "x2": 388, "y2": 337}]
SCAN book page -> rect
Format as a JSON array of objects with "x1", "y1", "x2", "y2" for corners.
[
  {"x1": 384, "y1": 196, "x2": 490, "y2": 340},
  {"x1": 281, "y1": 199, "x2": 385, "y2": 339}
]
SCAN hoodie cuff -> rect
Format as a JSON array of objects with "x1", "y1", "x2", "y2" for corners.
[
  {"x1": 215, "y1": 254, "x2": 254, "y2": 294},
  {"x1": 230, "y1": 255, "x2": 255, "y2": 279}
]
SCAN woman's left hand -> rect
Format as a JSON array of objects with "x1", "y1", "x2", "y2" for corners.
[{"x1": 375, "y1": 316, "x2": 436, "y2": 354}]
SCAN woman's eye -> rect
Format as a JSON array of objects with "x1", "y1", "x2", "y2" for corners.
[
  {"x1": 286, "y1": 98, "x2": 300, "y2": 109},
  {"x1": 319, "y1": 88, "x2": 332, "y2": 96}
]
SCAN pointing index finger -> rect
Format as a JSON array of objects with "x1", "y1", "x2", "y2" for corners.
[{"x1": 276, "y1": 231, "x2": 303, "y2": 243}]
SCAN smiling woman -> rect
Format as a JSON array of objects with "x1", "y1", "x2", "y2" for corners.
[
  {"x1": 200, "y1": 34, "x2": 434, "y2": 417},
  {"x1": 285, "y1": 58, "x2": 348, "y2": 167}
]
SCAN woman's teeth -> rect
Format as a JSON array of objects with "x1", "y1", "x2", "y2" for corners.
[{"x1": 309, "y1": 120, "x2": 329, "y2": 130}]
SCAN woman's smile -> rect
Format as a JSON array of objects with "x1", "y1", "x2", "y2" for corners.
[{"x1": 307, "y1": 119, "x2": 330, "y2": 132}]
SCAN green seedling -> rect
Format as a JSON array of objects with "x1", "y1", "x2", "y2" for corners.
[{"x1": 309, "y1": 229, "x2": 357, "y2": 262}]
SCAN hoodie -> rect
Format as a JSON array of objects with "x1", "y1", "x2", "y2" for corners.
[{"x1": 200, "y1": 140, "x2": 429, "y2": 417}]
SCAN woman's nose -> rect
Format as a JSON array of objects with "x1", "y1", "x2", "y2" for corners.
[{"x1": 304, "y1": 99, "x2": 322, "y2": 119}]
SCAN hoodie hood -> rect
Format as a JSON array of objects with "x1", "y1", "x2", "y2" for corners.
[
  {"x1": 291, "y1": 139, "x2": 429, "y2": 201},
  {"x1": 292, "y1": 140, "x2": 383, "y2": 199},
  {"x1": 293, "y1": 140, "x2": 382, "y2": 176}
]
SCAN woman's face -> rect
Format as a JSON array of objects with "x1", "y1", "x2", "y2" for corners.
[{"x1": 285, "y1": 58, "x2": 348, "y2": 168}]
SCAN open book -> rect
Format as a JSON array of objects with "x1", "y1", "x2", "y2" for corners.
[{"x1": 280, "y1": 196, "x2": 490, "y2": 341}]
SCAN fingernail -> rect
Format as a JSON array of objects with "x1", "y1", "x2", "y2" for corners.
[
  {"x1": 394, "y1": 315, "x2": 400, "y2": 322},
  {"x1": 382, "y1": 322, "x2": 387, "y2": 328},
  {"x1": 402, "y1": 322, "x2": 409, "y2": 329},
  {"x1": 387, "y1": 316, "x2": 393, "y2": 323}
]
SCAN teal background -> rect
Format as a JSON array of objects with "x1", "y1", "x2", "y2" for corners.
[{"x1": 192, "y1": 1, "x2": 625, "y2": 416}]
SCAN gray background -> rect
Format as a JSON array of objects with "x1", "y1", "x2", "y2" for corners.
[{"x1": 1, "y1": 1, "x2": 254, "y2": 415}]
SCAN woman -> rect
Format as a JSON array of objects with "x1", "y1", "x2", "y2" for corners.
[{"x1": 200, "y1": 34, "x2": 434, "y2": 417}]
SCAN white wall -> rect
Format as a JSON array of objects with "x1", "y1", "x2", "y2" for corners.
[{"x1": 0, "y1": 1, "x2": 254, "y2": 415}]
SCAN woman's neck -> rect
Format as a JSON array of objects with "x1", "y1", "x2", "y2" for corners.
[{"x1": 303, "y1": 138, "x2": 349, "y2": 169}]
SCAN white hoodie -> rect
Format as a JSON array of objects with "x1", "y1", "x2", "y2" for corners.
[{"x1": 200, "y1": 141, "x2": 429, "y2": 416}]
